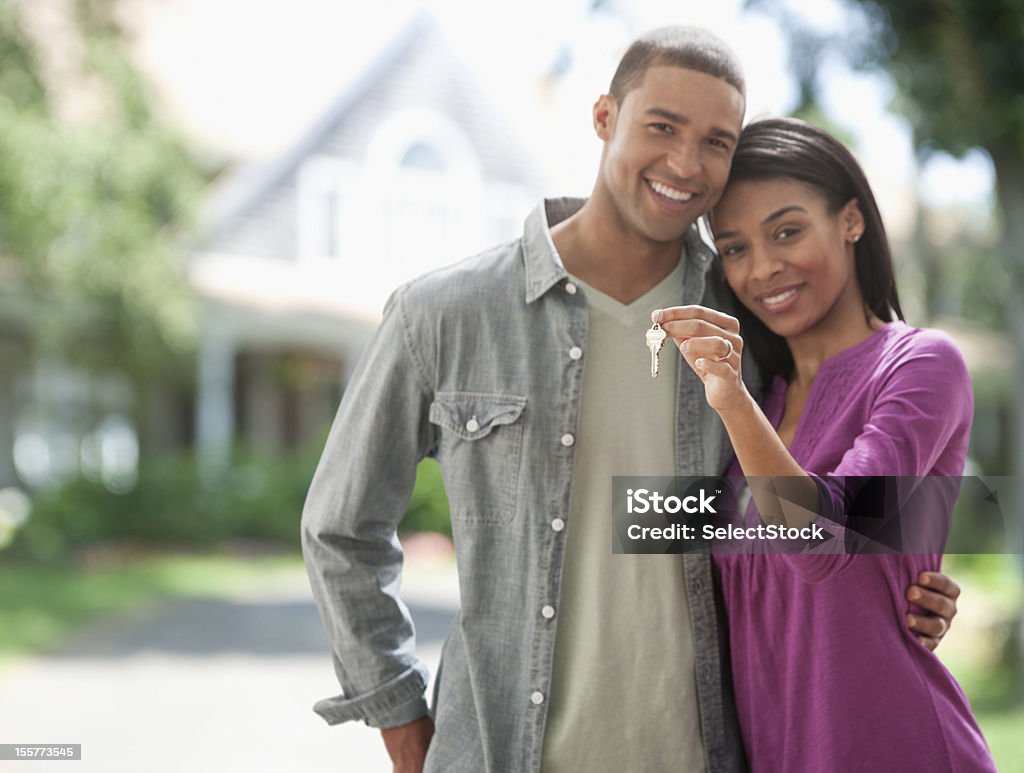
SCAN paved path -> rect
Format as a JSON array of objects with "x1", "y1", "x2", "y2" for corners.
[{"x1": 0, "y1": 559, "x2": 459, "y2": 772}]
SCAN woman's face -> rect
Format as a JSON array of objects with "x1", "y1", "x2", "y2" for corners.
[{"x1": 712, "y1": 177, "x2": 865, "y2": 340}]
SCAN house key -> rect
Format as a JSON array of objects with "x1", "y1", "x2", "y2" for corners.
[{"x1": 645, "y1": 322, "x2": 667, "y2": 378}]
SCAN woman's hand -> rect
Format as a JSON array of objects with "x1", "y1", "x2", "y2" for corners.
[{"x1": 654, "y1": 305, "x2": 748, "y2": 414}]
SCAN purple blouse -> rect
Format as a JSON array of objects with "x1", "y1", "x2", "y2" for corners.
[{"x1": 713, "y1": 321, "x2": 996, "y2": 772}]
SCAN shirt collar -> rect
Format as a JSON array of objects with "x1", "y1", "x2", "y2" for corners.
[
  {"x1": 521, "y1": 197, "x2": 716, "y2": 304},
  {"x1": 522, "y1": 198, "x2": 577, "y2": 303}
]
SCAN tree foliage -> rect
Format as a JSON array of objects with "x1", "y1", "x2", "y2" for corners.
[
  {"x1": 0, "y1": 0, "x2": 204, "y2": 376},
  {"x1": 860, "y1": 0, "x2": 1024, "y2": 160},
  {"x1": 748, "y1": 0, "x2": 1024, "y2": 159}
]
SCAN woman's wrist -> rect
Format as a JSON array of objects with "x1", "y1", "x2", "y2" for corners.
[{"x1": 715, "y1": 387, "x2": 760, "y2": 424}]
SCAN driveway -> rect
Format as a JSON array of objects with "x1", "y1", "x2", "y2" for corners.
[{"x1": 0, "y1": 558, "x2": 459, "y2": 772}]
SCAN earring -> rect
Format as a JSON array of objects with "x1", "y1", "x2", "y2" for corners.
[{"x1": 851, "y1": 233, "x2": 861, "y2": 243}]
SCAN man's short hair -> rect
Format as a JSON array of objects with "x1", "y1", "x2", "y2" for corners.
[{"x1": 609, "y1": 26, "x2": 745, "y2": 102}]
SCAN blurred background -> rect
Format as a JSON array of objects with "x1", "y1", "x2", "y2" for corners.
[{"x1": 0, "y1": 0, "x2": 1021, "y2": 770}]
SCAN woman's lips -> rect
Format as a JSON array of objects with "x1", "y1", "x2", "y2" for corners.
[{"x1": 756, "y1": 284, "x2": 802, "y2": 312}]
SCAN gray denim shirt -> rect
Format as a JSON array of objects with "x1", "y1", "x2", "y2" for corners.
[{"x1": 301, "y1": 198, "x2": 749, "y2": 773}]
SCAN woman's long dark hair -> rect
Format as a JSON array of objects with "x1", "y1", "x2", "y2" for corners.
[{"x1": 710, "y1": 117, "x2": 905, "y2": 386}]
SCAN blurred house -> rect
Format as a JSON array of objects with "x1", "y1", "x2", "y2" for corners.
[
  {"x1": 187, "y1": 13, "x2": 543, "y2": 466},
  {"x1": 0, "y1": 13, "x2": 542, "y2": 490}
]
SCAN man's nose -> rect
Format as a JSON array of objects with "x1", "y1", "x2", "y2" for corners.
[{"x1": 666, "y1": 141, "x2": 701, "y2": 179}]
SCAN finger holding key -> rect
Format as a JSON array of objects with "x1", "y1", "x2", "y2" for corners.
[
  {"x1": 654, "y1": 306, "x2": 743, "y2": 364},
  {"x1": 655, "y1": 304, "x2": 741, "y2": 336},
  {"x1": 653, "y1": 307, "x2": 749, "y2": 413}
]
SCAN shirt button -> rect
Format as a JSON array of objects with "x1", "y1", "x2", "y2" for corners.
[
  {"x1": 465, "y1": 418, "x2": 480, "y2": 432},
  {"x1": 568, "y1": 346, "x2": 583, "y2": 360},
  {"x1": 551, "y1": 518, "x2": 565, "y2": 532},
  {"x1": 530, "y1": 691, "x2": 545, "y2": 705},
  {"x1": 560, "y1": 433, "x2": 575, "y2": 447},
  {"x1": 541, "y1": 605, "x2": 556, "y2": 619},
  {"x1": 564, "y1": 282, "x2": 578, "y2": 295}
]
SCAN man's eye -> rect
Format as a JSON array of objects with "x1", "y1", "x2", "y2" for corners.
[
  {"x1": 651, "y1": 123, "x2": 674, "y2": 134},
  {"x1": 707, "y1": 138, "x2": 730, "y2": 150}
]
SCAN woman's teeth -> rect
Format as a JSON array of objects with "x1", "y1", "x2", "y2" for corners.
[{"x1": 761, "y1": 288, "x2": 798, "y2": 307}]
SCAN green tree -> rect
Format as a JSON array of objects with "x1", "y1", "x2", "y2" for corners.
[
  {"x1": 0, "y1": 0, "x2": 204, "y2": 376},
  {"x1": 0, "y1": 0, "x2": 206, "y2": 481}
]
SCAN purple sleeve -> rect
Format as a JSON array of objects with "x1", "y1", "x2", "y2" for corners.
[
  {"x1": 791, "y1": 331, "x2": 973, "y2": 583},
  {"x1": 828, "y1": 331, "x2": 973, "y2": 478}
]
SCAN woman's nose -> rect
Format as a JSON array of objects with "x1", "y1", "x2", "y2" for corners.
[{"x1": 749, "y1": 243, "x2": 785, "y2": 281}]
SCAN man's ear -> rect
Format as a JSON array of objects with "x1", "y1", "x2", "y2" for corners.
[{"x1": 593, "y1": 94, "x2": 617, "y2": 141}]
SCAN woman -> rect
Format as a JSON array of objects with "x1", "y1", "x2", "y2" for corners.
[{"x1": 656, "y1": 118, "x2": 995, "y2": 772}]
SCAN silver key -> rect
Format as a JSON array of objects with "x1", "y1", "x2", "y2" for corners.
[{"x1": 645, "y1": 322, "x2": 667, "y2": 378}]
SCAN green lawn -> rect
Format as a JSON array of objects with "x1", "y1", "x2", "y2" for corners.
[
  {"x1": 974, "y1": 709, "x2": 1024, "y2": 772},
  {"x1": 939, "y1": 555, "x2": 1024, "y2": 771},
  {"x1": 0, "y1": 550, "x2": 303, "y2": 665},
  {"x1": 944, "y1": 654, "x2": 1024, "y2": 772}
]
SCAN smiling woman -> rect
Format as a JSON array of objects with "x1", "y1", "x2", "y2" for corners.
[
  {"x1": 714, "y1": 178, "x2": 873, "y2": 395},
  {"x1": 709, "y1": 117, "x2": 902, "y2": 385},
  {"x1": 658, "y1": 117, "x2": 997, "y2": 772}
]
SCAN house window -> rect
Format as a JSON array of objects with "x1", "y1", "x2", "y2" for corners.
[
  {"x1": 12, "y1": 364, "x2": 138, "y2": 492},
  {"x1": 317, "y1": 187, "x2": 342, "y2": 258},
  {"x1": 400, "y1": 142, "x2": 446, "y2": 173},
  {"x1": 364, "y1": 110, "x2": 486, "y2": 275},
  {"x1": 297, "y1": 156, "x2": 355, "y2": 261}
]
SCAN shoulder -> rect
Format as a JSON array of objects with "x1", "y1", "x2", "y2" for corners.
[
  {"x1": 872, "y1": 322, "x2": 973, "y2": 414},
  {"x1": 878, "y1": 323, "x2": 969, "y2": 381},
  {"x1": 389, "y1": 238, "x2": 524, "y2": 318}
]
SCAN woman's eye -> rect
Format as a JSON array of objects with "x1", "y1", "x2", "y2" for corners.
[
  {"x1": 719, "y1": 244, "x2": 744, "y2": 259},
  {"x1": 776, "y1": 227, "x2": 799, "y2": 240}
]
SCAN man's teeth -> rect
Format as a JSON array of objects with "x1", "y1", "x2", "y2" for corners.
[
  {"x1": 762, "y1": 288, "x2": 798, "y2": 306},
  {"x1": 649, "y1": 180, "x2": 694, "y2": 202}
]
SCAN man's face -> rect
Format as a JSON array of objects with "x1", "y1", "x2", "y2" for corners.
[{"x1": 594, "y1": 66, "x2": 744, "y2": 245}]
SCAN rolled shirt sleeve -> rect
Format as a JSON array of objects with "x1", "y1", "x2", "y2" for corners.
[{"x1": 300, "y1": 284, "x2": 438, "y2": 728}]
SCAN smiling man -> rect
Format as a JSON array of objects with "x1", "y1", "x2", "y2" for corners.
[{"x1": 300, "y1": 26, "x2": 960, "y2": 773}]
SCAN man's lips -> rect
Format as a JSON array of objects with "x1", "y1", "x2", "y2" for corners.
[{"x1": 646, "y1": 178, "x2": 698, "y2": 202}]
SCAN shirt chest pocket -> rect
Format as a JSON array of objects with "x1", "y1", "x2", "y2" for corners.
[{"x1": 428, "y1": 392, "x2": 527, "y2": 525}]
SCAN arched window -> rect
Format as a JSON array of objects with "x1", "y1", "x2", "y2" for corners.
[
  {"x1": 363, "y1": 110, "x2": 485, "y2": 276},
  {"x1": 400, "y1": 142, "x2": 446, "y2": 173}
]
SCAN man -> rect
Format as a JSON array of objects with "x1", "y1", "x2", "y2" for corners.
[{"x1": 301, "y1": 26, "x2": 960, "y2": 773}]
